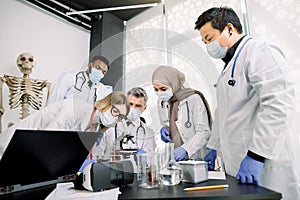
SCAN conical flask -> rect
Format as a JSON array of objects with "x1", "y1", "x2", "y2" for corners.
[{"x1": 160, "y1": 143, "x2": 182, "y2": 186}]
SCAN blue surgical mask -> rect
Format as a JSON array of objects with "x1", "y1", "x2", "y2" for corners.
[
  {"x1": 155, "y1": 89, "x2": 173, "y2": 102},
  {"x1": 127, "y1": 108, "x2": 143, "y2": 122},
  {"x1": 89, "y1": 68, "x2": 104, "y2": 83},
  {"x1": 99, "y1": 109, "x2": 117, "y2": 127},
  {"x1": 206, "y1": 34, "x2": 228, "y2": 59}
]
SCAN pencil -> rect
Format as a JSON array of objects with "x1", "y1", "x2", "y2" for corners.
[{"x1": 184, "y1": 184, "x2": 229, "y2": 191}]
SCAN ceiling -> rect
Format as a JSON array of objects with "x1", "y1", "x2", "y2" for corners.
[{"x1": 26, "y1": 0, "x2": 161, "y2": 30}]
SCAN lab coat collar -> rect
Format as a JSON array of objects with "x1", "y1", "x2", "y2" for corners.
[
  {"x1": 233, "y1": 35, "x2": 252, "y2": 57},
  {"x1": 115, "y1": 118, "x2": 141, "y2": 132},
  {"x1": 221, "y1": 35, "x2": 250, "y2": 74},
  {"x1": 222, "y1": 35, "x2": 246, "y2": 66},
  {"x1": 178, "y1": 97, "x2": 188, "y2": 106},
  {"x1": 128, "y1": 117, "x2": 141, "y2": 127}
]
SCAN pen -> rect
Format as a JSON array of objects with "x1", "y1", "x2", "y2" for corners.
[{"x1": 184, "y1": 184, "x2": 229, "y2": 191}]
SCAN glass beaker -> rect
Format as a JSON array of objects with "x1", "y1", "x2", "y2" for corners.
[
  {"x1": 136, "y1": 153, "x2": 160, "y2": 189},
  {"x1": 160, "y1": 143, "x2": 183, "y2": 186}
]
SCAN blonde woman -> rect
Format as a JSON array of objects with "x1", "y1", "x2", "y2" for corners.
[{"x1": 0, "y1": 91, "x2": 130, "y2": 161}]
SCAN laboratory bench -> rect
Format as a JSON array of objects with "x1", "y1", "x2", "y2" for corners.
[
  {"x1": 0, "y1": 174, "x2": 281, "y2": 200},
  {"x1": 119, "y1": 174, "x2": 281, "y2": 200}
]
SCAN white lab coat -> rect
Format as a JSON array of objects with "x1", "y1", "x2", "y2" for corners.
[
  {"x1": 94, "y1": 118, "x2": 157, "y2": 159},
  {"x1": 0, "y1": 98, "x2": 101, "y2": 161},
  {"x1": 207, "y1": 35, "x2": 300, "y2": 200},
  {"x1": 46, "y1": 71, "x2": 112, "y2": 106},
  {"x1": 158, "y1": 94, "x2": 211, "y2": 160}
]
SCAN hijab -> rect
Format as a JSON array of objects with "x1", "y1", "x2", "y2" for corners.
[{"x1": 152, "y1": 66, "x2": 212, "y2": 148}]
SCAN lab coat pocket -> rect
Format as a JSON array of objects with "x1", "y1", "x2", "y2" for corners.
[{"x1": 227, "y1": 75, "x2": 249, "y2": 101}]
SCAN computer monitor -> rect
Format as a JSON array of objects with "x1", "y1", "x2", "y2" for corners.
[{"x1": 0, "y1": 129, "x2": 101, "y2": 194}]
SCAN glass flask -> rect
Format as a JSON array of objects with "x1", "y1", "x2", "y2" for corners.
[{"x1": 160, "y1": 143, "x2": 183, "y2": 186}]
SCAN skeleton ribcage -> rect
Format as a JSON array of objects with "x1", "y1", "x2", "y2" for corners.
[{"x1": 4, "y1": 75, "x2": 47, "y2": 110}]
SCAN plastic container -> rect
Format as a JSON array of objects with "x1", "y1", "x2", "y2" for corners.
[{"x1": 178, "y1": 160, "x2": 208, "y2": 183}]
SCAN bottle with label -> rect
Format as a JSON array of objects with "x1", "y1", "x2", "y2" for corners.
[{"x1": 160, "y1": 143, "x2": 182, "y2": 186}]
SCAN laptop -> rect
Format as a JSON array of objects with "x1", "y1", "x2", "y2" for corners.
[{"x1": 0, "y1": 129, "x2": 102, "y2": 195}]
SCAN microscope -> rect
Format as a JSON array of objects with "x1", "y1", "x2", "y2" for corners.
[
  {"x1": 79, "y1": 120, "x2": 136, "y2": 192},
  {"x1": 113, "y1": 118, "x2": 138, "y2": 158}
]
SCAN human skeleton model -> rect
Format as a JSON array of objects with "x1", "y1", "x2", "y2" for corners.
[{"x1": 0, "y1": 53, "x2": 51, "y2": 132}]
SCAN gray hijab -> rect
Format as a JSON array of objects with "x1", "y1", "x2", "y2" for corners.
[{"x1": 152, "y1": 65, "x2": 185, "y2": 93}]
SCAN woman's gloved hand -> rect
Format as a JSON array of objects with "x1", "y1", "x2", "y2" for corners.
[
  {"x1": 133, "y1": 148, "x2": 146, "y2": 155},
  {"x1": 96, "y1": 135, "x2": 102, "y2": 146},
  {"x1": 236, "y1": 155, "x2": 264, "y2": 185},
  {"x1": 78, "y1": 159, "x2": 96, "y2": 173},
  {"x1": 204, "y1": 149, "x2": 217, "y2": 170},
  {"x1": 133, "y1": 148, "x2": 146, "y2": 162},
  {"x1": 160, "y1": 127, "x2": 172, "y2": 143},
  {"x1": 174, "y1": 146, "x2": 188, "y2": 161}
]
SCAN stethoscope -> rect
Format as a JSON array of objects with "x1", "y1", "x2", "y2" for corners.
[
  {"x1": 227, "y1": 37, "x2": 253, "y2": 87},
  {"x1": 74, "y1": 71, "x2": 98, "y2": 102},
  {"x1": 74, "y1": 71, "x2": 86, "y2": 92},
  {"x1": 136, "y1": 120, "x2": 146, "y2": 148},
  {"x1": 115, "y1": 118, "x2": 146, "y2": 149},
  {"x1": 161, "y1": 101, "x2": 192, "y2": 129},
  {"x1": 184, "y1": 101, "x2": 192, "y2": 128}
]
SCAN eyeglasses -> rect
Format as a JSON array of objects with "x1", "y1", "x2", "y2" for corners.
[{"x1": 111, "y1": 105, "x2": 125, "y2": 121}]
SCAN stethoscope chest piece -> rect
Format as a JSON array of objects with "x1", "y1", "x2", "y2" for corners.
[
  {"x1": 185, "y1": 121, "x2": 192, "y2": 128},
  {"x1": 184, "y1": 101, "x2": 192, "y2": 129},
  {"x1": 228, "y1": 79, "x2": 236, "y2": 87}
]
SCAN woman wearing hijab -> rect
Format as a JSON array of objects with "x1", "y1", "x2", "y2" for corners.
[
  {"x1": 152, "y1": 65, "x2": 212, "y2": 161},
  {"x1": 0, "y1": 91, "x2": 130, "y2": 161}
]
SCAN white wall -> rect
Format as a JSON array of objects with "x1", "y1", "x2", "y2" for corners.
[{"x1": 0, "y1": 0, "x2": 90, "y2": 129}]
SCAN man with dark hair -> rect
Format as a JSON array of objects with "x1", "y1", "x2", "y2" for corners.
[
  {"x1": 195, "y1": 6, "x2": 299, "y2": 200},
  {"x1": 46, "y1": 55, "x2": 112, "y2": 105}
]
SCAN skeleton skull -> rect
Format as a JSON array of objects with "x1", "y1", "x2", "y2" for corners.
[{"x1": 16, "y1": 52, "x2": 36, "y2": 76}]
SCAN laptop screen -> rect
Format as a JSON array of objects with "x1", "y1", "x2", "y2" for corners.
[{"x1": 0, "y1": 129, "x2": 101, "y2": 187}]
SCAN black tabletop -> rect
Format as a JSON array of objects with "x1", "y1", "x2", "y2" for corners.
[
  {"x1": 0, "y1": 175, "x2": 281, "y2": 200},
  {"x1": 119, "y1": 175, "x2": 282, "y2": 200}
]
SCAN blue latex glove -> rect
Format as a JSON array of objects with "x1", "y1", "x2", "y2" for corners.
[
  {"x1": 96, "y1": 135, "x2": 102, "y2": 146},
  {"x1": 174, "y1": 146, "x2": 188, "y2": 161},
  {"x1": 133, "y1": 148, "x2": 146, "y2": 162},
  {"x1": 204, "y1": 149, "x2": 217, "y2": 171},
  {"x1": 78, "y1": 159, "x2": 96, "y2": 173},
  {"x1": 160, "y1": 127, "x2": 172, "y2": 143},
  {"x1": 236, "y1": 155, "x2": 264, "y2": 185},
  {"x1": 133, "y1": 148, "x2": 146, "y2": 155}
]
